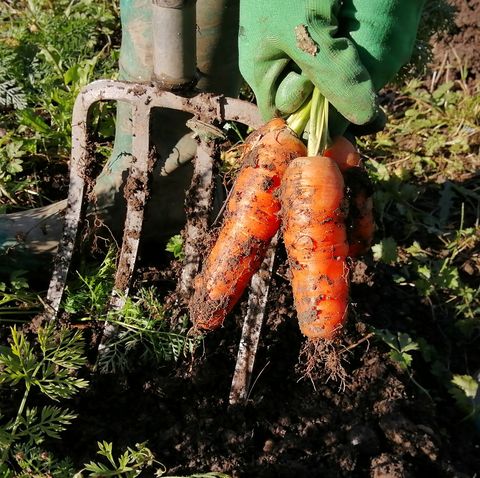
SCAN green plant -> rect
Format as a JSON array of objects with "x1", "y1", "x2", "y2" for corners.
[
  {"x1": 0, "y1": 0, "x2": 119, "y2": 209},
  {"x1": 0, "y1": 322, "x2": 88, "y2": 472},
  {"x1": 449, "y1": 374, "x2": 480, "y2": 421},
  {"x1": 0, "y1": 271, "x2": 42, "y2": 320},
  {"x1": 76, "y1": 441, "x2": 164, "y2": 478},
  {"x1": 75, "y1": 439, "x2": 232, "y2": 478},
  {"x1": 61, "y1": 248, "x2": 200, "y2": 374},
  {"x1": 371, "y1": 237, "x2": 398, "y2": 264},
  {"x1": 373, "y1": 329, "x2": 420, "y2": 371},
  {"x1": 373, "y1": 328, "x2": 431, "y2": 398},
  {"x1": 0, "y1": 79, "x2": 27, "y2": 110},
  {"x1": 165, "y1": 235, "x2": 185, "y2": 261},
  {"x1": 93, "y1": 288, "x2": 201, "y2": 374},
  {"x1": 63, "y1": 247, "x2": 117, "y2": 316}
]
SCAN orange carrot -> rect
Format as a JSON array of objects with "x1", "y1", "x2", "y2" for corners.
[
  {"x1": 281, "y1": 156, "x2": 349, "y2": 340},
  {"x1": 324, "y1": 136, "x2": 361, "y2": 172},
  {"x1": 324, "y1": 137, "x2": 375, "y2": 257},
  {"x1": 190, "y1": 118, "x2": 307, "y2": 330}
]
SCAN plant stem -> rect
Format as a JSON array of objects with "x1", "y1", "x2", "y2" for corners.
[
  {"x1": 286, "y1": 96, "x2": 312, "y2": 137},
  {"x1": 1, "y1": 384, "x2": 30, "y2": 463},
  {"x1": 1, "y1": 340, "x2": 44, "y2": 463},
  {"x1": 287, "y1": 86, "x2": 331, "y2": 155},
  {"x1": 307, "y1": 88, "x2": 330, "y2": 156}
]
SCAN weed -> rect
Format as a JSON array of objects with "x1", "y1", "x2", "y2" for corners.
[
  {"x1": 0, "y1": 272, "x2": 43, "y2": 321},
  {"x1": 93, "y1": 289, "x2": 201, "y2": 374},
  {"x1": 371, "y1": 237, "x2": 398, "y2": 264},
  {"x1": 373, "y1": 328, "x2": 432, "y2": 399},
  {"x1": 0, "y1": 322, "x2": 88, "y2": 473},
  {"x1": 373, "y1": 328, "x2": 420, "y2": 371},
  {"x1": 364, "y1": 77, "x2": 480, "y2": 421},
  {"x1": 165, "y1": 234, "x2": 185, "y2": 261},
  {"x1": 0, "y1": 0, "x2": 119, "y2": 209},
  {"x1": 449, "y1": 374, "x2": 480, "y2": 421},
  {"x1": 63, "y1": 247, "x2": 117, "y2": 317},
  {"x1": 76, "y1": 441, "x2": 163, "y2": 478},
  {"x1": 75, "y1": 440, "x2": 233, "y2": 477}
]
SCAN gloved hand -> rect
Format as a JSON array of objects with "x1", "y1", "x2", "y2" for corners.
[{"x1": 239, "y1": 0, "x2": 425, "y2": 135}]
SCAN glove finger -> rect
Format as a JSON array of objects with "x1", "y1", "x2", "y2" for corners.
[
  {"x1": 239, "y1": 12, "x2": 302, "y2": 121},
  {"x1": 239, "y1": 44, "x2": 291, "y2": 121},
  {"x1": 347, "y1": 108, "x2": 388, "y2": 137},
  {"x1": 275, "y1": 71, "x2": 314, "y2": 115},
  {"x1": 282, "y1": 10, "x2": 378, "y2": 125}
]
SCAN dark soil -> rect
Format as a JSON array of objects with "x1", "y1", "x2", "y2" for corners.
[
  {"x1": 59, "y1": 246, "x2": 480, "y2": 477},
  {"x1": 432, "y1": 0, "x2": 480, "y2": 81}
]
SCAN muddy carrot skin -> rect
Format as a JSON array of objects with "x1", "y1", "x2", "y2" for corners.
[
  {"x1": 281, "y1": 156, "x2": 349, "y2": 340},
  {"x1": 191, "y1": 118, "x2": 307, "y2": 330},
  {"x1": 324, "y1": 137, "x2": 375, "y2": 257}
]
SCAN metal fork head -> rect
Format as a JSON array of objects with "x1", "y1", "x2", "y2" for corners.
[{"x1": 45, "y1": 79, "x2": 261, "y2": 318}]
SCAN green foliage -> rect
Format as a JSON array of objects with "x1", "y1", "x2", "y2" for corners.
[
  {"x1": 167, "y1": 474, "x2": 232, "y2": 478},
  {"x1": 63, "y1": 247, "x2": 117, "y2": 316},
  {"x1": 361, "y1": 77, "x2": 480, "y2": 419},
  {"x1": 165, "y1": 234, "x2": 185, "y2": 261},
  {"x1": 0, "y1": 79, "x2": 27, "y2": 110},
  {"x1": 373, "y1": 329, "x2": 420, "y2": 371},
  {"x1": 94, "y1": 288, "x2": 201, "y2": 374},
  {"x1": 62, "y1": 247, "x2": 201, "y2": 374},
  {"x1": 361, "y1": 79, "x2": 479, "y2": 324},
  {"x1": 0, "y1": 271, "x2": 42, "y2": 319},
  {"x1": 77, "y1": 441, "x2": 163, "y2": 478},
  {"x1": 373, "y1": 328, "x2": 433, "y2": 399},
  {"x1": 371, "y1": 237, "x2": 398, "y2": 264},
  {"x1": 0, "y1": 322, "x2": 88, "y2": 472},
  {"x1": 0, "y1": 0, "x2": 119, "y2": 209},
  {"x1": 449, "y1": 374, "x2": 480, "y2": 421},
  {"x1": 0, "y1": 444, "x2": 75, "y2": 478},
  {"x1": 75, "y1": 440, "x2": 232, "y2": 478}
]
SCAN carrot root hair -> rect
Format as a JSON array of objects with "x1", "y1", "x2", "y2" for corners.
[{"x1": 297, "y1": 338, "x2": 347, "y2": 390}]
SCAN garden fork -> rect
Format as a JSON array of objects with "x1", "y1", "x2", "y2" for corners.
[{"x1": 44, "y1": 0, "x2": 271, "y2": 405}]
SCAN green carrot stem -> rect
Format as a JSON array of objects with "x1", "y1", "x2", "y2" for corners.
[
  {"x1": 287, "y1": 86, "x2": 331, "y2": 156},
  {"x1": 286, "y1": 96, "x2": 312, "y2": 137}
]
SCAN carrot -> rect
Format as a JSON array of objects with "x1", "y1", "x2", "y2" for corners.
[
  {"x1": 190, "y1": 118, "x2": 307, "y2": 330},
  {"x1": 324, "y1": 136, "x2": 361, "y2": 173},
  {"x1": 324, "y1": 136, "x2": 375, "y2": 257},
  {"x1": 281, "y1": 155, "x2": 349, "y2": 340}
]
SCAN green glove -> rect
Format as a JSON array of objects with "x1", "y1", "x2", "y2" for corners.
[
  {"x1": 340, "y1": 0, "x2": 426, "y2": 92},
  {"x1": 239, "y1": 0, "x2": 425, "y2": 132}
]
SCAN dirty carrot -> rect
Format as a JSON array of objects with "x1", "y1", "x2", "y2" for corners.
[
  {"x1": 281, "y1": 155, "x2": 349, "y2": 340},
  {"x1": 190, "y1": 118, "x2": 307, "y2": 330},
  {"x1": 324, "y1": 136, "x2": 375, "y2": 257},
  {"x1": 324, "y1": 135, "x2": 361, "y2": 172}
]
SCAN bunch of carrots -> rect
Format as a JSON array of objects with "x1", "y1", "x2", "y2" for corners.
[{"x1": 190, "y1": 88, "x2": 374, "y2": 347}]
